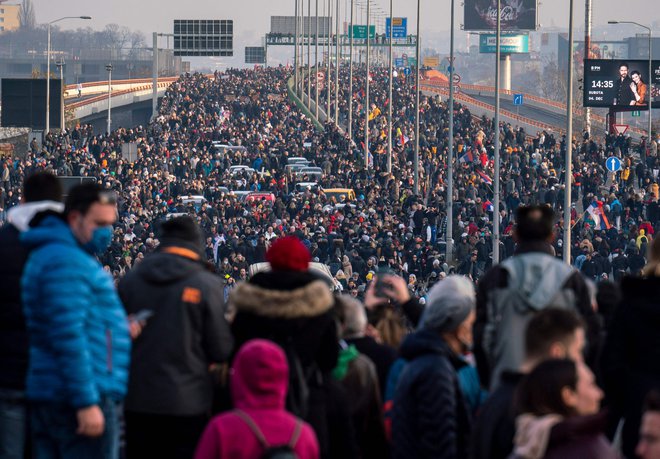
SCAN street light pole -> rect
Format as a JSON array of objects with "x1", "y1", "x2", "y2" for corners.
[
  {"x1": 564, "y1": 0, "x2": 575, "y2": 263},
  {"x1": 307, "y1": 0, "x2": 312, "y2": 108},
  {"x1": 387, "y1": 0, "x2": 393, "y2": 174},
  {"x1": 447, "y1": 0, "x2": 455, "y2": 263},
  {"x1": 315, "y1": 0, "x2": 320, "y2": 120},
  {"x1": 46, "y1": 16, "x2": 91, "y2": 134},
  {"x1": 334, "y1": 0, "x2": 340, "y2": 125},
  {"x1": 365, "y1": 0, "x2": 370, "y2": 169},
  {"x1": 493, "y1": 0, "x2": 501, "y2": 264},
  {"x1": 294, "y1": 0, "x2": 299, "y2": 95},
  {"x1": 348, "y1": 0, "x2": 354, "y2": 140},
  {"x1": 413, "y1": 0, "x2": 420, "y2": 195},
  {"x1": 609, "y1": 20, "x2": 653, "y2": 168},
  {"x1": 106, "y1": 63, "x2": 113, "y2": 135}
]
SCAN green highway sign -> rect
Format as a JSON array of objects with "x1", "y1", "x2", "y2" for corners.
[
  {"x1": 632, "y1": 111, "x2": 641, "y2": 117},
  {"x1": 350, "y1": 25, "x2": 376, "y2": 39}
]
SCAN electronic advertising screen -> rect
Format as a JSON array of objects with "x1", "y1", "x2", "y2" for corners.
[
  {"x1": 583, "y1": 59, "x2": 660, "y2": 110},
  {"x1": 463, "y1": 0, "x2": 537, "y2": 31}
]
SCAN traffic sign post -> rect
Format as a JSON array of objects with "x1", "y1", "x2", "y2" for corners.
[
  {"x1": 613, "y1": 124, "x2": 629, "y2": 135},
  {"x1": 452, "y1": 74, "x2": 461, "y2": 85},
  {"x1": 513, "y1": 94, "x2": 524, "y2": 106},
  {"x1": 606, "y1": 156, "x2": 622, "y2": 173}
]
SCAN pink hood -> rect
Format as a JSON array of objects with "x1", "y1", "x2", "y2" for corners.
[{"x1": 231, "y1": 339, "x2": 288, "y2": 410}]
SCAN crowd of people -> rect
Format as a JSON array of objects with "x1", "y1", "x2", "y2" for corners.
[{"x1": 1, "y1": 64, "x2": 660, "y2": 459}]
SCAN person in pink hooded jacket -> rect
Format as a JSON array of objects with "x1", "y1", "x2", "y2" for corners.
[{"x1": 194, "y1": 339, "x2": 320, "y2": 459}]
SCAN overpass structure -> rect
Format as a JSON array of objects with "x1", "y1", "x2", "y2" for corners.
[{"x1": 422, "y1": 78, "x2": 646, "y2": 141}]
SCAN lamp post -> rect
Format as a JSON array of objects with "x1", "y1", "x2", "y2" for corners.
[
  {"x1": 364, "y1": 0, "x2": 370, "y2": 169},
  {"x1": 609, "y1": 20, "x2": 653, "y2": 160},
  {"x1": 387, "y1": 0, "x2": 393, "y2": 174},
  {"x1": 413, "y1": 0, "x2": 420, "y2": 195},
  {"x1": 564, "y1": 0, "x2": 575, "y2": 263},
  {"x1": 446, "y1": 0, "x2": 456, "y2": 262},
  {"x1": 56, "y1": 58, "x2": 65, "y2": 132},
  {"x1": 493, "y1": 0, "x2": 501, "y2": 264},
  {"x1": 106, "y1": 63, "x2": 113, "y2": 135},
  {"x1": 46, "y1": 16, "x2": 91, "y2": 133},
  {"x1": 348, "y1": 0, "x2": 354, "y2": 140}
]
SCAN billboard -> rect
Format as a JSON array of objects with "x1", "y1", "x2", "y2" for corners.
[
  {"x1": 423, "y1": 56, "x2": 440, "y2": 68},
  {"x1": 479, "y1": 33, "x2": 529, "y2": 53},
  {"x1": 583, "y1": 59, "x2": 660, "y2": 109},
  {"x1": 245, "y1": 46, "x2": 266, "y2": 64},
  {"x1": 1, "y1": 79, "x2": 62, "y2": 130},
  {"x1": 464, "y1": 0, "x2": 537, "y2": 31},
  {"x1": 270, "y1": 16, "x2": 331, "y2": 37},
  {"x1": 385, "y1": 17, "x2": 408, "y2": 38},
  {"x1": 173, "y1": 20, "x2": 233, "y2": 57}
]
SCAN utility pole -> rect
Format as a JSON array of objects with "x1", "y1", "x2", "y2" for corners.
[
  {"x1": 365, "y1": 0, "x2": 370, "y2": 169},
  {"x1": 493, "y1": 0, "x2": 501, "y2": 264},
  {"x1": 387, "y1": 0, "x2": 393, "y2": 174},
  {"x1": 564, "y1": 0, "x2": 575, "y2": 263},
  {"x1": 106, "y1": 63, "x2": 113, "y2": 135},
  {"x1": 334, "y1": 0, "x2": 340, "y2": 125},
  {"x1": 348, "y1": 0, "x2": 354, "y2": 140},
  {"x1": 447, "y1": 0, "x2": 456, "y2": 262},
  {"x1": 413, "y1": 0, "x2": 420, "y2": 195}
]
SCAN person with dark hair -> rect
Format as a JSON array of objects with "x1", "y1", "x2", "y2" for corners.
[
  {"x1": 471, "y1": 308, "x2": 586, "y2": 459},
  {"x1": 637, "y1": 390, "x2": 660, "y2": 459},
  {"x1": 474, "y1": 205, "x2": 600, "y2": 390},
  {"x1": 614, "y1": 62, "x2": 635, "y2": 106},
  {"x1": 511, "y1": 359, "x2": 617, "y2": 458},
  {"x1": 20, "y1": 182, "x2": 130, "y2": 459},
  {"x1": 119, "y1": 216, "x2": 233, "y2": 459},
  {"x1": 601, "y1": 235, "x2": 660, "y2": 459},
  {"x1": 0, "y1": 172, "x2": 62, "y2": 459}
]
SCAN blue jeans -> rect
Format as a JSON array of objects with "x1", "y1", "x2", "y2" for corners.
[
  {"x1": 0, "y1": 388, "x2": 27, "y2": 459},
  {"x1": 30, "y1": 397, "x2": 121, "y2": 459}
]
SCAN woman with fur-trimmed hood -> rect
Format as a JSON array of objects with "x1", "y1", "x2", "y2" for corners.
[{"x1": 228, "y1": 236, "x2": 339, "y2": 456}]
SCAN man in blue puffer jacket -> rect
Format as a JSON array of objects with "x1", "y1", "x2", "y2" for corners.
[{"x1": 21, "y1": 183, "x2": 131, "y2": 459}]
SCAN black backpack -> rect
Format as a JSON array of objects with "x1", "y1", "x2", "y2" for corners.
[
  {"x1": 282, "y1": 339, "x2": 321, "y2": 419},
  {"x1": 234, "y1": 410, "x2": 302, "y2": 459}
]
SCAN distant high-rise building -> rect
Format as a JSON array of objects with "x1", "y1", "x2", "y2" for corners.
[{"x1": 0, "y1": 1, "x2": 20, "y2": 34}]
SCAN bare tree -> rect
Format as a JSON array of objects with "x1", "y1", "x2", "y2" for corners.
[{"x1": 19, "y1": 0, "x2": 36, "y2": 30}]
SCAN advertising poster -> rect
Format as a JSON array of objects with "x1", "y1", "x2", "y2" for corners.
[
  {"x1": 464, "y1": 0, "x2": 537, "y2": 31},
  {"x1": 583, "y1": 59, "x2": 660, "y2": 109}
]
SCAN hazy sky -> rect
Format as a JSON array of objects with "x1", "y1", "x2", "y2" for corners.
[{"x1": 30, "y1": 0, "x2": 659, "y2": 67}]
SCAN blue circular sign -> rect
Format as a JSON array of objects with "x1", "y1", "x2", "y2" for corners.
[
  {"x1": 606, "y1": 156, "x2": 622, "y2": 172},
  {"x1": 403, "y1": 68, "x2": 411, "y2": 76}
]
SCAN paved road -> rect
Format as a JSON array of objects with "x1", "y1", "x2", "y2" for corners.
[{"x1": 465, "y1": 92, "x2": 569, "y2": 130}]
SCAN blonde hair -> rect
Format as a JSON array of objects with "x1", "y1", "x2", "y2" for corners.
[{"x1": 642, "y1": 236, "x2": 660, "y2": 277}]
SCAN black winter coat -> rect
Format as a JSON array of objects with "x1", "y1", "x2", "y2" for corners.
[
  {"x1": 0, "y1": 224, "x2": 28, "y2": 390},
  {"x1": 470, "y1": 371, "x2": 523, "y2": 459},
  {"x1": 119, "y1": 245, "x2": 233, "y2": 416},
  {"x1": 601, "y1": 276, "x2": 660, "y2": 459},
  {"x1": 392, "y1": 329, "x2": 471, "y2": 459}
]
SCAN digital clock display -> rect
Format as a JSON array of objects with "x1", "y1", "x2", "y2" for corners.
[{"x1": 583, "y1": 59, "x2": 660, "y2": 109}]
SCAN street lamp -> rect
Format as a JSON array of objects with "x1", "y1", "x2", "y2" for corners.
[
  {"x1": 608, "y1": 20, "x2": 653, "y2": 160},
  {"x1": 106, "y1": 63, "x2": 113, "y2": 135},
  {"x1": 46, "y1": 16, "x2": 91, "y2": 133}
]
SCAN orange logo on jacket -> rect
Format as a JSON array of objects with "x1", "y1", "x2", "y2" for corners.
[{"x1": 182, "y1": 287, "x2": 202, "y2": 304}]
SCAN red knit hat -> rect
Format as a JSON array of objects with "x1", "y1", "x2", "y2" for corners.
[{"x1": 266, "y1": 236, "x2": 310, "y2": 272}]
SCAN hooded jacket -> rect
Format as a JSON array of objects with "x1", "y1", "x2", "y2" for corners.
[
  {"x1": 119, "y1": 244, "x2": 233, "y2": 415},
  {"x1": 391, "y1": 329, "x2": 471, "y2": 459},
  {"x1": 21, "y1": 215, "x2": 130, "y2": 407},
  {"x1": 194, "y1": 339, "x2": 319, "y2": 459}
]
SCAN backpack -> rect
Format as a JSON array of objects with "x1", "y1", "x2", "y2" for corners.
[
  {"x1": 282, "y1": 339, "x2": 321, "y2": 420},
  {"x1": 234, "y1": 409, "x2": 302, "y2": 459},
  {"x1": 483, "y1": 253, "x2": 577, "y2": 390}
]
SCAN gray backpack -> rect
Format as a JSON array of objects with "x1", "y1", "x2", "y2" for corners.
[{"x1": 483, "y1": 253, "x2": 577, "y2": 390}]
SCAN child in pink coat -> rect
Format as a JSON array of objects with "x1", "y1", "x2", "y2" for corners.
[{"x1": 194, "y1": 339, "x2": 319, "y2": 459}]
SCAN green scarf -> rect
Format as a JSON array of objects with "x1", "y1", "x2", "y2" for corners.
[{"x1": 332, "y1": 345, "x2": 360, "y2": 380}]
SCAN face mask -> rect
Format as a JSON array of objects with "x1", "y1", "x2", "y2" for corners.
[{"x1": 84, "y1": 226, "x2": 113, "y2": 255}]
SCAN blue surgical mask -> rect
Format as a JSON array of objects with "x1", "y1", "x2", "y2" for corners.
[{"x1": 84, "y1": 226, "x2": 113, "y2": 255}]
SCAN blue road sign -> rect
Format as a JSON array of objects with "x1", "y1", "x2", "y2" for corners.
[
  {"x1": 606, "y1": 156, "x2": 622, "y2": 173},
  {"x1": 513, "y1": 94, "x2": 524, "y2": 106},
  {"x1": 394, "y1": 57, "x2": 404, "y2": 67},
  {"x1": 385, "y1": 17, "x2": 408, "y2": 38},
  {"x1": 403, "y1": 67, "x2": 411, "y2": 76}
]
